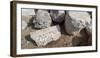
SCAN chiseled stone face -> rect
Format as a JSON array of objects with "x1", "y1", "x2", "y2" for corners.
[
  {"x1": 65, "y1": 11, "x2": 91, "y2": 35},
  {"x1": 33, "y1": 10, "x2": 52, "y2": 29},
  {"x1": 50, "y1": 10, "x2": 65, "y2": 23},
  {"x1": 30, "y1": 25, "x2": 61, "y2": 46}
]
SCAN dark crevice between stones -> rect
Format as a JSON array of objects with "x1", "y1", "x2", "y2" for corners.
[
  {"x1": 25, "y1": 35, "x2": 37, "y2": 46},
  {"x1": 28, "y1": 16, "x2": 41, "y2": 30},
  {"x1": 72, "y1": 28, "x2": 91, "y2": 46},
  {"x1": 27, "y1": 16, "x2": 34, "y2": 27},
  {"x1": 88, "y1": 11, "x2": 92, "y2": 19}
]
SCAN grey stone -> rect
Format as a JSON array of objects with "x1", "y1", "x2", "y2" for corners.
[
  {"x1": 22, "y1": 9, "x2": 35, "y2": 16},
  {"x1": 65, "y1": 11, "x2": 91, "y2": 35},
  {"x1": 30, "y1": 25, "x2": 61, "y2": 46},
  {"x1": 33, "y1": 10, "x2": 52, "y2": 29},
  {"x1": 50, "y1": 10, "x2": 65, "y2": 23}
]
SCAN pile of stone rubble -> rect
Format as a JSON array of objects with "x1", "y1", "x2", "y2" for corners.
[{"x1": 22, "y1": 9, "x2": 92, "y2": 47}]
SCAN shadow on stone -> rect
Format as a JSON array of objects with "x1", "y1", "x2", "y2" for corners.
[
  {"x1": 25, "y1": 35, "x2": 37, "y2": 46},
  {"x1": 72, "y1": 28, "x2": 90, "y2": 46},
  {"x1": 27, "y1": 16, "x2": 34, "y2": 27},
  {"x1": 59, "y1": 22, "x2": 72, "y2": 36}
]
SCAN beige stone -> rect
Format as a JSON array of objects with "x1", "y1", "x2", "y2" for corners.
[{"x1": 30, "y1": 25, "x2": 61, "y2": 46}]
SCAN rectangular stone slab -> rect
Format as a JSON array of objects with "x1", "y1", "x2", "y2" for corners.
[{"x1": 30, "y1": 25, "x2": 61, "y2": 47}]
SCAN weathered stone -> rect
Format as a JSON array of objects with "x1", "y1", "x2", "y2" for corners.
[
  {"x1": 30, "y1": 25, "x2": 61, "y2": 46},
  {"x1": 22, "y1": 9, "x2": 35, "y2": 16},
  {"x1": 65, "y1": 11, "x2": 91, "y2": 35},
  {"x1": 22, "y1": 20, "x2": 27, "y2": 30},
  {"x1": 50, "y1": 10, "x2": 65, "y2": 23},
  {"x1": 33, "y1": 10, "x2": 52, "y2": 29}
]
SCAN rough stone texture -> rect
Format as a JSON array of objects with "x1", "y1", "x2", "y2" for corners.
[
  {"x1": 22, "y1": 20, "x2": 27, "y2": 30},
  {"x1": 30, "y1": 25, "x2": 61, "y2": 46},
  {"x1": 21, "y1": 19, "x2": 91, "y2": 49},
  {"x1": 33, "y1": 10, "x2": 52, "y2": 29},
  {"x1": 50, "y1": 10, "x2": 65, "y2": 23},
  {"x1": 21, "y1": 11, "x2": 92, "y2": 49},
  {"x1": 22, "y1": 9, "x2": 35, "y2": 16},
  {"x1": 65, "y1": 11, "x2": 91, "y2": 35}
]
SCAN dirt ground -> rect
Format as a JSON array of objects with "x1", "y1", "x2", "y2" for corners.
[{"x1": 21, "y1": 16, "x2": 92, "y2": 49}]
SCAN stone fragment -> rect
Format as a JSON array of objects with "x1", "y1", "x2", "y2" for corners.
[
  {"x1": 50, "y1": 10, "x2": 65, "y2": 23},
  {"x1": 33, "y1": 10, "x2": 52, "y2": 29},
  {"x1": 64, "y1": 11, "x2": 91, "y2": 35},
  {"x1": 30, "y1": 25, "x2": 61, "y2": 46},
  {"x1": 22, "y1": 9, "x2": 35, "y2": 16}
]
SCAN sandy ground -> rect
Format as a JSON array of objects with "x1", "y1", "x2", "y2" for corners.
[{"x1": 21, "y1": 16, "x2": 92, "y2": 49}]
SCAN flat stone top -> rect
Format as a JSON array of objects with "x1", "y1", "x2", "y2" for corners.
[
  {"x1": 30, "y1": 25, "x2": 61, "y2": 37},
  {"x1": 68, "y1": 11, "x2": 91, "y2": 21}
]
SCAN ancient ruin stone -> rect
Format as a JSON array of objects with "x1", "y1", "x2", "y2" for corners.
[
  {"x1": 33, "y1": 10, "x2": 52, "y2": 29},
  {"x1": 50, "y1": 10, "x2": 65, "y2": 23},
  {"x1": 22, "y1": 9, "x2": 35, "y2": 16},
  {"x1": 30, "y1": 25, "x2": 61, "y2": 46},
  {"x1": 65, "y1": 11, "x2": 91, "y2": 35}
]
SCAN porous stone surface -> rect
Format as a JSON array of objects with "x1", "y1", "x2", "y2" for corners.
[
  {"x1": 22, "y1": 9, "x2": 35, "y2": 16},
  {"x1": 33, "y1": 10, "x2": 52, "y2": 29},
  {"x1": 50, "y1": 10, "x2": 65, "y2": 23},
  {"x1": 30, "y1": 25, "x2": 61, "y2": 46},
  {"x1": 22, "y1": 20, "x2": 27, "y2": 30},
  {"x1": 65, "y1": 11, "x2": 91, "y2": 35}
]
